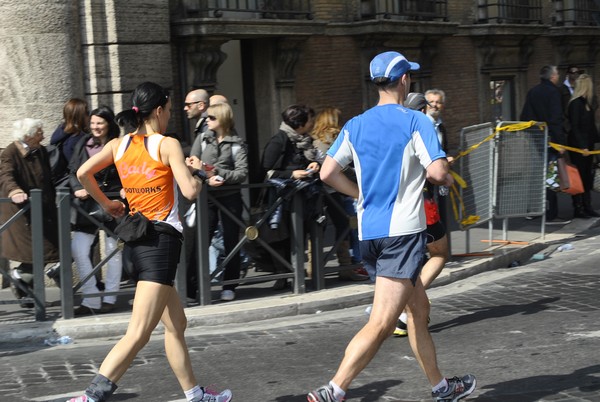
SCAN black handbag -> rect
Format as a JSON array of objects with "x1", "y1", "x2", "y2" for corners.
[{"x1": 114, "y1": 212, "x2": 151, "y2": 242}]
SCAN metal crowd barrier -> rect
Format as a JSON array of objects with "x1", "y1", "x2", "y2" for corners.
[
  {"x1": 0, "y1": 190, "x2": 47, "y2": 321},
  {"x1": 182, "y1": 180, "x2": 361, "y2": 305},
  {"x1": 493, "y1": 121, "x2": 548, "y2": 238},
  {"x1": 455, "y1": 121, "x2": 548, "y2": 252},
  {"x1": 56, "y1": 188, "x2": 137, "y2": 319},
  {"x1": 187, "y1": 181, "x2": 308, "y2": 306},
  {"x1": 4, "y1": 181, "x2": 362, "y2": 317}
]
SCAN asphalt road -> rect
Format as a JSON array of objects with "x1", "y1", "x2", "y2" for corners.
[{"x1": 1, "y1": 228, "x2": 599, "y2": 402}]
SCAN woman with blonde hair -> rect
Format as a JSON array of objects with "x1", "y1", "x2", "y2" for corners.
[
  {"x1": 311, "y1": 107, "x2": 342, "y2": 147},
  {"x1": 190, "y1": 102, "x2": 248, "y2": 301},
  {"x1": 311, "y1": 107, "x2": 368, "y2": 281},
  {"x1": 567, "y1": 73, "x2": 600, "y2": 218}
]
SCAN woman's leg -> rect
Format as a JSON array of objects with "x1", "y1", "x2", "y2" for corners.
[
  {"x1": 220, "y1": 194, "x2": 243, "y2": 292},
  {"x1": 102, "y1": 233, "x2": 122, "y2": 306},
  {"x1": 72, "y1": 231, "x2": 101, "y2": 309},
  {"x1": 160, "y1": 285, "x2": 197, "y2": 390},
  {"x1": 97, "y1": 281, "x2": 172, "y2": 383},
  {"x1": 421, "y1": 234, "x2": 449, "y2": 289}
]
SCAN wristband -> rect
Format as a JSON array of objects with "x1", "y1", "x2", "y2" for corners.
[{"x1": 192, "y1": 169, "x2": 207, "y2": 182}]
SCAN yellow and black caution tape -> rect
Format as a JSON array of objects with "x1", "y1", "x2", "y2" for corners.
[
  {"x1": 453, "y1": 121, "x2": 544, "y2": 163},
  {"x1": 549, "y1": 142, "x2": 600, "y2": 155},
  {"x1": 447, "y1": 170, "x2": 480, "y2": 226}
]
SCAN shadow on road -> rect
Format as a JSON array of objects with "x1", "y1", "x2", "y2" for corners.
[
  {"x1": 274, "y1": 379, "x2": 402, "y2": 402},
  {"x1": 429, "y1": 296, "x2": 561, "y2": 333},
  {"x1": 475, "y1": 363, "x2": 600, "y2": 401}
]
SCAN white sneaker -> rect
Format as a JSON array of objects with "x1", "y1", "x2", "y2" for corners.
[
  {"x1": 220, "y1": 290, "x2": 235, "y2": 301},
  {"x1": 196, "y1": 387, "x2": 233, "y2": 402}
]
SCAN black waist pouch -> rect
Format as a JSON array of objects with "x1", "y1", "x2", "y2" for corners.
[{"x1": 114, "y1": 212, "x2": 150, "y2": 242}]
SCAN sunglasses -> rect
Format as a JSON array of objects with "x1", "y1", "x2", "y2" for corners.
[
  {"x1": 184, "y1": 101, "x2": 203, "y2": 108},
  {"x1": 207, "y1": 115, "x2": 217, "y2": 121}
]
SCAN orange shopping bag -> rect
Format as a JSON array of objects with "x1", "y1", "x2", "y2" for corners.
[{"x1": 557, "y1": 157, "x2": 584, "y2": 195}]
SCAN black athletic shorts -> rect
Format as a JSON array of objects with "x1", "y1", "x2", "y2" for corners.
[
  {"x1": 426, "y1": 220, "x2": 446, "y2": 244},
  {"x1": 122, "y1": 224, "x2": 183, "y2": 286}
]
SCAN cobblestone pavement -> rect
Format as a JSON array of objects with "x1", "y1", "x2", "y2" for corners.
[{"x1": 1, "y1": 229, "x2": 599, "y2": 401}]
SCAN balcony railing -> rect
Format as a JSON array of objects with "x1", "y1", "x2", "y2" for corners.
[
  {"x1": 180, "y1": 0, "x2": 312, "y2": 20},
  {"x1": 477, "y1": 0, "x2": 543, "y2": 24},
  {"x1": 554, "y1": 0, "x2": 600, "y2": 26},
  {"x1": 360, "y1": 0, "x2": 448, "y2": 21}
]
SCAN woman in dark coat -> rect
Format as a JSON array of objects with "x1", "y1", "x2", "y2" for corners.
[
  {"x1": 567, "y1": 74, "x2": 600, "y2": 218},
  {"x1": 50, "y1": 98, "x2": 89, "y2": 187},
  {"x1": 261, "y1": 104, "x2": 321, "y2": 289},
  {"x1": 0, "y1": 118, "x2": 59, "y2": 307}
]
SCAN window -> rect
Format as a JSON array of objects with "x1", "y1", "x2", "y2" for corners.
[{"x1": 490, "y1": 79, "x2": 515, "y2": 123}]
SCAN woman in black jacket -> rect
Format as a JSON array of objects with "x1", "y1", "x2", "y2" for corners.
[
  {"x1": 261, "y1": 104, "x2": 321, "y2": 289},
  {"x1": 68, "y1": 106, "x2": 124, "y2": 315},
  {"x1": 567, "y1": 74, "x2": 600, "y2": 218}
]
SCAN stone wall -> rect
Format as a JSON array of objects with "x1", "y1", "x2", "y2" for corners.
[
  {"x1": 0, "y1": 0, "x2": 85, "y2": 148},
  {"x1": 0, "y1": 0, "x2": 173, "y2": 148}
]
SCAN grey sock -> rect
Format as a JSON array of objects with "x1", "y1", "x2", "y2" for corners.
[{"x1": 85, "y1": 374, "x2": 118, "y2": 402}]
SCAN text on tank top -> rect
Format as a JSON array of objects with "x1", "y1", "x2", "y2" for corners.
[{"x1": 114, "y1": 134, "x2": 177, "y2": 221}]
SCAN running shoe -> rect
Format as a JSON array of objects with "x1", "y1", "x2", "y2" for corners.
[
  {"x1": 393, "y1": 326, "x2": 408, "y2": 337},
  {"x1": 220, "y1": 290, "x2": 235, "y2": 301},
  {"x1": 432, "y1": 374, "x2": 477, "y2": 402},
  {"x1": 66, "y1": 396, "x2": 95, "y2": 402},
  {"x1": 195, "y1": 386, "x2": 233, "y2": 402},
  {"x1": 393, "y1": 313, "x2": 408, "y2": 337},
  {"x1": 307, "y1": 384, "x2": 344, "y2": 402}
]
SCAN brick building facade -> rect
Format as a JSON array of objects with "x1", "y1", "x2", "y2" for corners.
[{"x1": 1, "y1": 0, "x2": 599, "y2": 183}]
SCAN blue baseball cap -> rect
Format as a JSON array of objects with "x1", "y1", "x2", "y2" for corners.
[{"x1": 369, "y1": 51, "x2": 420, "y2": 82}]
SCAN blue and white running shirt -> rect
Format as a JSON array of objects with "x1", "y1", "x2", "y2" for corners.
[{"x1": 327, "y1": 104, "x2": 446, "y2": 240}]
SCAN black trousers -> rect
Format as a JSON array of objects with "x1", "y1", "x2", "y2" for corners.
[
  {"x1": 207, "y1": 193, "x2": 243, "y2": 291},
  {"x1": 569, "y1": 151, "x2": 594, "y2": 211}
]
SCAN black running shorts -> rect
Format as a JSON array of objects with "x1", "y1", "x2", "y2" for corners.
[{"x1": 122, "y1": 230, "x2": 182, "y2": 286}]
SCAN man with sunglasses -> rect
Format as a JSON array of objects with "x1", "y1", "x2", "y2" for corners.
[
  {"x1": 181, "y1": 88, "x2": 210, "y2": 299},
  {"x1": 560, "y1": 65, "x2": 585, "y2": 113},
  {"x1": 184, "y1": 88, "x2": 210, "y2": 144}
]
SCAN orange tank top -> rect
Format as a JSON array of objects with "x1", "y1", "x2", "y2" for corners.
[{"x1": 114, "y1": 134, "x2": 181, "y2": 230}]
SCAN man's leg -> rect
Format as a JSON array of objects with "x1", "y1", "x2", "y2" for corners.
[
  {"x1": 405, "y1": 278, "x2": 443, "y2": 386},
  {"x1": 332, "y1": 276, "x2": 415, "y2": 390}
]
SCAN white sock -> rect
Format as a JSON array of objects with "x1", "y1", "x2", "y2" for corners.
[
  {"x1": 184, "y1": 385, "x2": 203, "y2": 401},
  {"x1": 329, "y1": 380, "x2": 346, "y2": 401},
  {"x1": 399, "y1": 311, "x2": 408, "y2": 324},
  {"x1": 432, "y1": 378, "x2": 448, "y2": 393}
]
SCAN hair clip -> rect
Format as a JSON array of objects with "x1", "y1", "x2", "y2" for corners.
[{"x1": 132, "y1": 106, "x2": 139, "y2": 113}]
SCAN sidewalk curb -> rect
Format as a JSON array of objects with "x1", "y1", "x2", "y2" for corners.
[{"x1": 2, "y1": 235, "x2": 557, "y2": 344}]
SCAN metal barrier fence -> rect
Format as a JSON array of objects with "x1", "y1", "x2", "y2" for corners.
[
  {"x1": 456, "y1": 122, "x2": 495, "y2": 231},
  {"x1": 186, "y1": 182, "x2": 309, "y2": 306},
  {"x1": 55, "y1": 189, "x2": 136, "y2": 319},
  {"x1": 493, "y1": 121, "x2": 548, "y2": 239},
  {"x1": 3, "y1": 181, "x2": 355, "y2": 319},
  {"x1": 0, "y1": 190, "x2": 47, "y2": 321},
  {"x1": 494, "y1": 121, "x2": 547, "y2": 219},
  {"x1": 454, "y1": 121, "x2": 548, "y2": 250},
  {"x1": 187, "y1": 180, "x2": 358, "y2": 305}
]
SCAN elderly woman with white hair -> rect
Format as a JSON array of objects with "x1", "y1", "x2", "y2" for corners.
[{"x1": 0, "y1": 118, "x2": 59, "y2": 308}]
